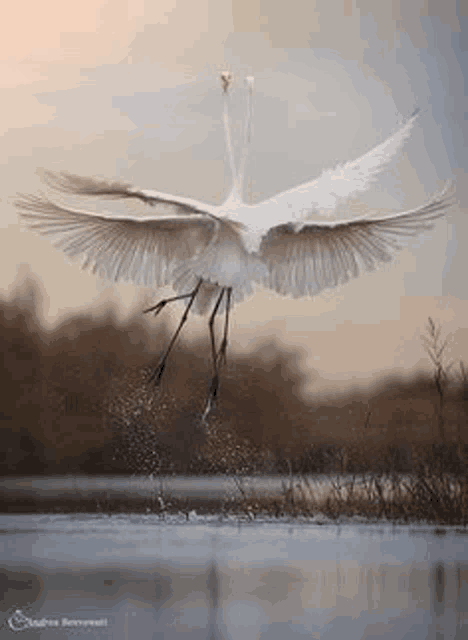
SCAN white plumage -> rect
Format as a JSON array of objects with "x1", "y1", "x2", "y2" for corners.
[
  {"x1": 15, "y1": 72, "x2": 455, "y2": 417},
  {"x1": 16, "y1": 75, "x2": 453, "y2": 310}
]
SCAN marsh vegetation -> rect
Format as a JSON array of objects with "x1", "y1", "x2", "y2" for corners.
[{"x1": 0, "y1": 278, "x2": 466, "y2": 524}]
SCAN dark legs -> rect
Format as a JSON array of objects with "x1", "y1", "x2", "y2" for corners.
[
  {"x1": 143, "y1": 279, "x2": 232, "y2": 421},
  {"x1": 202, "y1": 287, "x2": 232, "y2": 421},
  {"x1": 217, "y1": 287, "x2": 232, "y2": 367},
  {"x1": 207, "y1": 288, "x2": 226, "y2": 400},
  {"x1": 144, "y1": 279, "x2": 202, "y2": 384}
]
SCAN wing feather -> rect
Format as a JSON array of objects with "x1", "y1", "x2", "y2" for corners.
[
  {"x1": 16, "y1": 194, "x2": 218, "y2": 287},
  {"x1": 260, "y1": 184, "x2": 454, "y2": 297},
  {"x1": 258, "y1": 110, "x2": 421, "y2": 219},
  {"x1": 42, "y1": 170, "x2": 213, "y2": 214}
]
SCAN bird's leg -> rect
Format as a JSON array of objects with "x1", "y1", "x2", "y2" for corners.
[
  {"x1": 216, "y1": 287, "x2": 232, "y2": 368},
  {"x1": 143, "y1": 291, "x2": 199, "y2": 317},
  {"x1": 208, "y1": 288, "x2": 226, "y2": 397},
  {"x1": 148, "y1": 279, "x2": 202, "y2": 385},
  {"x1": 202, "y1": 288, "x2": 225, "y2": 421}
]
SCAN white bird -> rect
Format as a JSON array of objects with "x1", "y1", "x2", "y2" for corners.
[{"x1": 15, "y1": 72, "x2": 454, "y2": 419}]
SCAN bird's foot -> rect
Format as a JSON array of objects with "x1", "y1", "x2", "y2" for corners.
[
  {"x1": 148, "y1": 361, "x2": 166, "y2": 386},
  {"x1": 143, "y1": 300, "x2": 167, "y2": 317},
  {"x1": 202, "y1": 396, "x2": 216, "y2": 424},
  {"x1": 201, "y1": 375, "x2": 220, "y2": 423}
]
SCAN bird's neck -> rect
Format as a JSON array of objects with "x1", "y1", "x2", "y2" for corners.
[{"x1": 224, "y1": 185, "x2": 243, "y2": 208}]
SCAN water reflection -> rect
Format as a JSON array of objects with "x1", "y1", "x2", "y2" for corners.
[
  {"x1": 0, "y1": 518, "x2": 466, "y2": 639},
  {"x1": 430, "y1": 562, "x2": 468, "y2": 640}
]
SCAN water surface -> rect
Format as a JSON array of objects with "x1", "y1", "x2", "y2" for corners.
[{"x1": 0, "y1": 515, "x2": 466, "y2": 639}]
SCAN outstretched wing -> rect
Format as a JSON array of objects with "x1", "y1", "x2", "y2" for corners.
[
  {"x1": 42, "y1": 170, "x2": 213, "y2": 214},
  {"x1": 258, "y1": 110, "x2": 421, "y2": 220},
  {"x1": 16, "y1": 194, "x2": 218, "y2": 287},
  {"x1": 259, "y1": 184, "x2": 454, "y2": 298}
]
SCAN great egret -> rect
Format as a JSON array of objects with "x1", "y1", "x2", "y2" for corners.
[{"x1": 15, "y1": 72, "x2": 454, "y2": 419}]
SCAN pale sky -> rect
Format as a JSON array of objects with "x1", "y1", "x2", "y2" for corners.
[{"x1": 1, "y1": 0, "x2": 467, "y2": 398}]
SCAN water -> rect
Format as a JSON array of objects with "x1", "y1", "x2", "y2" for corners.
[
  {"x1": 0, "y1": 474, "x2": 410, "y2": 505},
  {"x1": 0, "y1": 514, "x2": 467, "y2": 639},
  {"x1": 1, "y1": 474, "x2": 323, "y2": 499}
]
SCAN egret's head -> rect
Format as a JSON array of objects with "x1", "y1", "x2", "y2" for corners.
[{"x1": 221, "y1": 71, "x2": 233, "y2": 94}]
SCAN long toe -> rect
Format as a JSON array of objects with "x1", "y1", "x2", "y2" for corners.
[
  {"x1": 143, "y1": 303, "x2": 158, "y2": 314},
  {"x1": 143, "y1": 301, "x2": 166, "y2": 316},
  {"x1": 202, "y1": 396, "x2": 215, "y2": 423},
  {"x1": 149, "y1": 362, "x2": 165, "y2": 385}
]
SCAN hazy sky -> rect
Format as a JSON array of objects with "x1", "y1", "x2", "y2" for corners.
[{"x1": 1, "y1": 0, "x2": 467, "y2": 397}]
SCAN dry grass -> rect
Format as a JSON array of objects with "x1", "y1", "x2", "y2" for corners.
[
  {"x1": 4, "y1": 441, "x2": 467, "y2": 524},
  {"x1": 83, "y1": 316, "x2": 468, "y2": 525}
]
